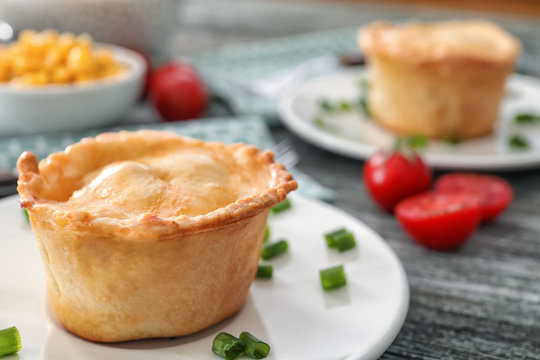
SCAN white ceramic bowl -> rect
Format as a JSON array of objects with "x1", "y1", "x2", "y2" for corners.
[{"x1": 0, "y1": 45, "x2": 145, "y2": 135}]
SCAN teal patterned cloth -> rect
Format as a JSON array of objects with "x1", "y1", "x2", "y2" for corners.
[
  {"x1": 0, "y1": 116, "x2": 335, "y2": 201},
  {"x1": 193, "y1": 28, "x2": 358, "y2": 125}
]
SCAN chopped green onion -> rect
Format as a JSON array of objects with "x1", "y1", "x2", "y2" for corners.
[
  {"x1": 313, "y1": 115, "x2": 325, "y2": 128},
  {"x1": 0, "y1": 326, "x2": 21, "y2": 356},
  {"x1": 514, "y1": 113, "x2": 540, "y2": 124},
  {"x1": 444, "y1": 133, "x2": 461, "y2": 145},
  {"x1": 22, "y1": 208, "x2": 29, "y2": 222},
  {"x1": 509, "y1": 135, "x2": 530, "y2": 150},
  {"x1": 271, "y1": 198, "x2": 291, "y2": 213},
  {"x1": 256, "y1": 264, "x2": 273, "y2": 279},
  {"x1": 339, "y1": 101, "x2": 352, "y2": 111},
  {"x1": 319, "y1": 99, "x2": 334, "y2": 112},
  {"x1": 212, "y1": 332, "x2": 245, "y2": 360},
  {"x1": 320, "y1": 264, "x2": 347, "y2": 291},
  {"x1": 324, "y1": 228, "x2": 356, "y2": 252},
  {"x1": 263, "y1": 226, "x2": 270, "y2": 243},
  {"x1": 261, "y1": 239, "x2": 288, "y2": 260},
  {"x1": 239, "y1": 332, "x2": 271, "y2": 359},
  {"x1": 325, "y1": 228, "x2": 347, "y2": 248},
  {"x1": 359, "y1": 97, "x2": 370, "y2": 118},
  {"x1": 405, "y1": 134, "x2": 428, "y2": 150}
]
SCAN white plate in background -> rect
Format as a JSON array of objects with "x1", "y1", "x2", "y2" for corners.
[
  {"x1": 280, "y1": 68, "x2": 540, "y2": 171},
  {"x1": 0, "y1": 194, "x2": 408, "y2": 360}
]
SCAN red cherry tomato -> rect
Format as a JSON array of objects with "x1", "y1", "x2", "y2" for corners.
[
  {"x1": 435, "y1": 173, "x2": 513, "y2": 222},
  {"x1": 396, "y1": 192, "x2": 482, "y2": 250},
  {"x1": 150, "y1": 62, "x2": 207, "y2": 121},
  {"x1": 363, "y1": 151, "x2": 432, "y2": 212}
]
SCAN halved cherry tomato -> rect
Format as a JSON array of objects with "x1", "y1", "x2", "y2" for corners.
[
  {"x1": 150, "y1": 62, "x2": 207, "y2": 121},
  {"x1": 435, "y1": 173, "x2": 513, "y2": 222},
  {"x1": 396, "y1": 192, "x2": 482, "y2": 250},
  {"x1": 363, "y1": 151, "x2": 432, "y2": 213}
]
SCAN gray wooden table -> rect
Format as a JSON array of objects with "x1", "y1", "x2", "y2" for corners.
[{"x1": 174, "y1": 1, "x2": 540, "y2": 359}]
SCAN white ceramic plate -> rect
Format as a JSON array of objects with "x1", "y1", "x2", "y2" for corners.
[
  {"x1": 280, "y1": 68, "x2": 540, "y2": 170},
  {"x1": 0, "y1": 194, "x2": 408, "y2": 360}
]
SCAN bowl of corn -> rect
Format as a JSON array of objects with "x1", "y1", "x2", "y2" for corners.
[{"x1": 0, "y1": 30, "x2": 145, "y2": 135}]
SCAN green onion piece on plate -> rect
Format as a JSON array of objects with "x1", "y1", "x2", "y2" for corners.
[
  {"x1": 261, "y1": 239, "x2": 288, "y2": 260},
  {"x1": 514, "y1": 113, "x2": 540, "y2": 124},
  {"x1": 271, "y1": 198, "x2": 291, "y2": 213},
  {"x1": 359, "y1": 97, "x2": 370, "y2": 118},
  {"x1": 212, "y1": 332, "x2": 245, "y2": 360},
  {"x1": 263, "y1": 226, "x2": 270, "y2": 243},
  {"x1": 256, "y1": 264, "x2": 273, "y2": 279},
  {"x1": 444, "y1": 133, "x2": 461, "y2": 145},
  {"x1": 324, "y1": 228, "x2": 348, "y2": 248},
  {"x1": 324, "y1": 228, "x2": 356, "y2": 252},
  {"x1": 406, "y1": 134, "x2": 428, "y2": 150},
  {"x1": 509, "y1": 135, "x2": 530, "y2": 150},
  {"x1": 319, "y1": 99, "x2": 334, "y2": 112},
  {"x1": 239, "y1": 331, "x2": 271, "y2": 359},
  {"x1": 320, "y1": 264, "x2": 347, "y2": 291},
  {"x1": 0, "y1": 326, "x2": 21, "y2": 356},
  {"x1": 22, "y1": 209, "x2": 29, "y2": 222}
]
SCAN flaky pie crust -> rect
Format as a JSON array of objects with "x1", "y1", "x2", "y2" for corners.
[
  {"x1": 17, "y1": 130, "x2": 297, "y2": 241},
  {"x1": 16, "y1": 130, "x2": 297, "y2": 342}
]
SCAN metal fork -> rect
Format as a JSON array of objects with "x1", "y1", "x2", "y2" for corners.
[{"x1": 272, "y1": 139, "x2": 300, "y2": 169}]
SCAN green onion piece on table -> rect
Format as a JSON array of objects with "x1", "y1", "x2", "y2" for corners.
[
  {"x1": 261, "y1": 239, "x2": 288, "y2": 260},
  {"x1": 514, "y1": 113, "x2": 540, "y2": 124},
  {"x1": 320, "y1": 264, "x2": 347, "y2": 291},
  {"x1": 324, "y1": 228, "x2": 356, "y2": 252},
  {"x1": 239, "y1": 331, "x2": 271, "y2": 359},
  {"x1": 212, "y1": 332, "x2": 245, "y2": 360},
  {"x1": 509, "y1": 135, "x2": 530, "y2": 150},
  {"x1": 271, "y1": 198, "x2": 291, "y2": 213},
  {"x1": 263, "y1": 226, "x2": 270, "y2": 243},
  {"x1": 256, "y1": 264, "x2": 273, "y2": 279},
  {"x1": 0, "y1": 326, "x2": 21, "y2": 356}
]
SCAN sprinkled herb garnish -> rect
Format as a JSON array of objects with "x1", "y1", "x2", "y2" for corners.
[
  {"x1": 514, "y1": 113, "x2": 540, "y2": 124},
  {"x1": 444, "y1": 134, "x2": 462, "y2": 145},
  {"x1": 0, "y1": 326, "x2": 21, "y2": 357},
  {"x1": 271, "y1": 198, "x2": 291, "y2": 213},
  {"x1": 313, "y1": 77, "x2": 371, "y2": 123},
  {"x1": 256, "y1": 264, "x2": 273, "y2": 279},
  {"x1": 320, "y1": 264, "x2": 347, "y2": 291},
  {"x1": 324, "y1": 228, "x2": 357, "y2": 252},
  {"x1": 261, "y1": 239, "x2": 288, "y2": 260},
  {"x1": 212, "y1": 332, "x2": 245, "y2": 360},
  {"x1": 509, "y1": 135, "x2": 530, "y2": 150},
  {"x1": 405, "y1": 134, "x2": 429, "y2": 150}
]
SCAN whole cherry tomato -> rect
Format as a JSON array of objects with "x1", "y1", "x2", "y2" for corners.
[
  {"x1": 363, "y1": 151, "x2": 432, "y2": 212},
  {"x1": 396, "y1": 192, "x2": 483, "y2": 250},
  {"x1": 435, "y1": 173, "x2": 513, "y2": 222},
  {"x1": 150, "y1": 62, "x2": 207, "y2": 121}
]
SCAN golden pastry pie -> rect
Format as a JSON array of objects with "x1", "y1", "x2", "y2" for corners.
[
  {"x1": 16, "y1": 130, "x2": 297, "y2": 342},
  {"x1": 359, "y1": 20, "x2": 521, "y2": 139}
]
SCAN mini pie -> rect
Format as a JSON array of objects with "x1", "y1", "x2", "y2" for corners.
[
  {"x1": 359, "y1": 20, "x2": 521, "y2": 139},
  {"x1": 16, "y1": 130, "x2": 297, "y2": 343}
]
